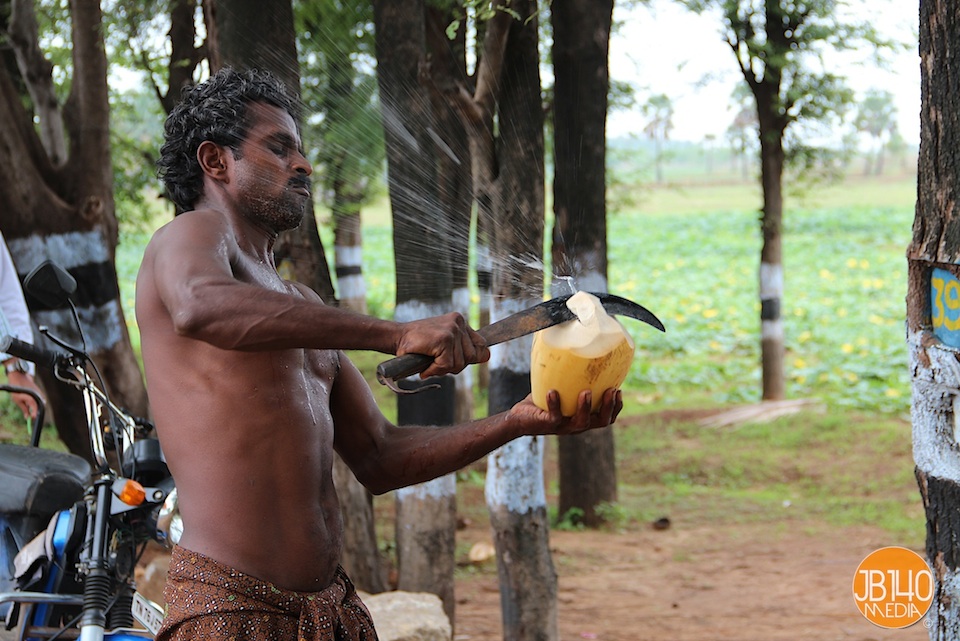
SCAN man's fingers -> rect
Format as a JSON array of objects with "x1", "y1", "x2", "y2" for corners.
[{"x1": 12, "y1": 394, "x2": 38, "y2": 420}]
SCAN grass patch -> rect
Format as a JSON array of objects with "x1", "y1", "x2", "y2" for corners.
[{"x1": 608, "y1": 408, "x2": 922, "y2": 544}]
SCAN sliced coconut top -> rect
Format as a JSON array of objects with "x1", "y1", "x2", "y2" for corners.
[{"x1": 539, "y1": 291, "x2": 634, "y2": 357}]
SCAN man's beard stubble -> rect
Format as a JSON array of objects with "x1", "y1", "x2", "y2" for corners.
[{"x1": 244, "y1": 187, "x2": 308, "y2": 233}]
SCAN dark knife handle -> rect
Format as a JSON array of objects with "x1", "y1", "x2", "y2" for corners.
[{"x1": 376, "y1": 353, "x2": 434, "y2": 385}]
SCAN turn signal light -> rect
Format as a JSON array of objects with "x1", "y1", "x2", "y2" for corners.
[{"x1": 117, "y1": 480, "x2": 146, "y2": 506}]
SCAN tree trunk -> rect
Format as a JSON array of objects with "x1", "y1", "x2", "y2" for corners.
[
  {"x1": 208, "y1": 0, "x2": 386, "y2": 591},
  {"x1": 484, "y1": 3, "x2": 557, "y2": 639},
  {"x1": 0, "y1": 0, "x2": 148, "y2": 461},
  {"x1": 550, "y1": 0, "x2": 616, "y2": 529},
  {"x1": 159, "y1": 0, "x2": 205, "y2": 115},
  {"x1": 332, "y1": 455, "x2": 385, "y2": 593},
  {"x1": 206, "y1": 0, "x2": 336, "y2": 303},
  {"x1": 332, "y1": 204, "x2": 366, "y2": 314},
  {"x1": 910, "y1": 1, "x2": 960, "y2": 637},
  {"x1": 326, "y1": 49, "x2": 367, "y2": 315},
  {"x1": 426, "y1": 4, "x2": 474, "y2": 424},
  {"x1": 373, "y1": 0, "x2": 457, "y2": 622},
  {"x1": 755, "y1": 87, "x2": 786, "y2": 402}
]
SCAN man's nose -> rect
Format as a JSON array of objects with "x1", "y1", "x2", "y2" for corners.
[{"x1": 293, "y1": 150, "x2": 313, "y2": 176}]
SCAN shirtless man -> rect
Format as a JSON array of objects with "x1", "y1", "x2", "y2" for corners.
[{"x1": 136, "y1": 67, "x2": 623, "y2": 640}]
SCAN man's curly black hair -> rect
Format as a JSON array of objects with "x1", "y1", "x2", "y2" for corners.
[{"x1": 157, "y1": 67, "x2": 301, "y2": 212}]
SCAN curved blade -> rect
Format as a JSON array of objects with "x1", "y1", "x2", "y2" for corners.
[
  {"x1": 479, "y1": 291, "x2": 664, "y2": 346},
  {"x1": 593, "y1": 292, "x2": 666, "y2": 333}
]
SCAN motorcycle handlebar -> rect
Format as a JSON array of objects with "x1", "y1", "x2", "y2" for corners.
[{"x1": 0, "y1": 334, "x2": 69, "y2": 370}]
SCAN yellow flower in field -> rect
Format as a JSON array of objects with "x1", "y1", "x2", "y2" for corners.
[
  {"x1": 860, "y1": 259, "x2": 870, "y2": 269},
  {"x1": 842, "y1": 343, "x2": 854, "y2": 354},
  {"x1": 703, "y1": 308, "x2": 718, "y2": 319},
  {"x1": 794, "y1": 358, "x2": 807, "y2": 368},
  {"x1": 819, "y1": 373, "x2": 830, "y2": 382},
  {"x1": 709, "y1": 340, "x2": 722, "y2": 350},
  {"x1": 856, "y1": 337, "x2": 869, "y2": 346},
  {"x1": 845, "y1": 372, "x2": 859, "y2": 383},
  {"x1": 873, "y1": 279, "x2": 885, "y2": 288},
  {"x1": 674, "y1": 314, "x2": 687, "y2": 324},
  {"x1": 819, "y1": 268, "x2": 834, "y2": 280},
  {"x1": 846, "y1": 258, "x2": 857, "y2": 268},
  {"x1": 621, "y1": 280, "x2": 636, "y2": 291},
  {"x1": 795, "y1": 375, "x2": 807, "y2": 384},
  {"x1": 884, "y1": 388, "x2": 901, "y2": 398},
  {"x1": 869, "y1": 314, "x2": 885, "y2": 326},
  {"x1": 798, "y1": 331, "x2": 812, "y2": 343},
  {"x1": 838, "y1": 308, "x2": 848, "y2": 318}
]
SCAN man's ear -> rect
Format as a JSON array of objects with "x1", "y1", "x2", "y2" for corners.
[{"x1": 197, "y1": 141, "x2": 231, "y2": 181}]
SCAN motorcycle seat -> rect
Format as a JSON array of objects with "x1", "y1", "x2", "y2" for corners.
[{"x1": 0, "y1": 444, "x2": 90, "y2": 517}]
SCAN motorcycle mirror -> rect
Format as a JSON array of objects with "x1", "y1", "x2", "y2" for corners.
[{"x1": 24, "y1": 260, "x2": 78, "y2": 308}]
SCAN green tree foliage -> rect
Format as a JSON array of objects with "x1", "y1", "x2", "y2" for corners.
[
  {"x1": 853, "y1": 88, "x2": 897, "y2": 176},
  {"x1": 681, "y1": 0, "x2": 897, "y2": 169},
  {"x1": 642, "y1": 93, "x2": 673, "y2": 183},
  {"x1": 296, "y1": 0, "x2": 385, "y2": 213}
]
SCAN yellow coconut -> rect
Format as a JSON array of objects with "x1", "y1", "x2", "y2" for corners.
[{"x1": 530, "y1": 291, "x2": 635, "y2": 416}]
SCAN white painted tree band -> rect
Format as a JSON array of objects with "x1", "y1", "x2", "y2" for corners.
[
  {"x1": 759, "y1": 262, "x2": 783, "y2": 299},
  {"x1": 334, "y1": 245, "x2": 365, "y2": 300},
  {"x1": 8, "y1": 231, "x2": 110, "y2": 271},
  {"x1": 396, "y1": 474, "x2": 456, "y2": 501},
  {"x1": 761, "y1": 319, "x2": 784, "y2": 341},
  {"x1": 485, "y1": 436, "x2": 547, "y2": 513},
  {"x1": 489, "y1": 297, "x2": 540, "y2": 374},
  {"x1": 910, "y1": 329, "x2": 960, "y2": 484},
  {"x1": 394, "y1": 300, "x2": 448, "y2": 323},
  {"x1": 8, "y1": 231, "x2": 122, "y2": 352}
]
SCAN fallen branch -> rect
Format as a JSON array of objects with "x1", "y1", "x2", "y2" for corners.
[{"x1": 697, "y1": 399, "x2": 823, "y2": 429}]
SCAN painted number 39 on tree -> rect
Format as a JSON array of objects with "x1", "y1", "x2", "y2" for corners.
[{"x1": 931, "y1": 268, "x2": 960, "y2": 348}]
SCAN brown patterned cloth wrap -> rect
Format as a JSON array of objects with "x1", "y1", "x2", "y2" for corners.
[{"x1": 157, "y1": 546, "x2": 379, "y2": 641}]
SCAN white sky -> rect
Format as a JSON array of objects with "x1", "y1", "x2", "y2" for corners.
[{"x1": 608, "y1": 0, "x2": 920, "y2": 145}]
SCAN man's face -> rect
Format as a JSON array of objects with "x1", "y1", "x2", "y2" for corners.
[{"x1": 230, "y1": 102, "x2": 313, "y2": 233}]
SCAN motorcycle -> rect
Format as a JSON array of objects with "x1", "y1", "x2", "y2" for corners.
[{"x1": 0, "y1": 260, "x2": 178, "y2": 641}]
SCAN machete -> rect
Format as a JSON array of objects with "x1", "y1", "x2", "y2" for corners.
[{"x1": 376, "y1": 292, "x2": 664, "y2": 390}]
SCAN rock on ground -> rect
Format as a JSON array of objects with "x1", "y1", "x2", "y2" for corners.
[{"x1": 359, "y1": 591, "x2": 451, "y2": 641}]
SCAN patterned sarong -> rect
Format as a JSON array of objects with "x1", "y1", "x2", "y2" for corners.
[{"x1": 157, "y1": 546, "x2": 379, "y2": 641}]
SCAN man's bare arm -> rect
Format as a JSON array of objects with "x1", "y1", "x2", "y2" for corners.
[
  {"x1": 139, "y1": 211, "x2": 488, "y2": 374},
  {"x1": 330, "y1": 354, "x2": 622, "y2": 495}
]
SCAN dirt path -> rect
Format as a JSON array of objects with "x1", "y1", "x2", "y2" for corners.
[{"x1": 452, "y1": 519, "x2": 928, "y2": 641}]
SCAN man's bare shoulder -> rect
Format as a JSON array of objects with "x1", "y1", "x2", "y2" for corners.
[{"x1": 148, "y1": 209, "x2": 228, "y2": 247}]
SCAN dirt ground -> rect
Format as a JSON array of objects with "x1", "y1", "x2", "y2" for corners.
[
  {"x1": 450, "y1": 517, "x2": 928, "y2": 641},
  {"x1": 4, "y1": 406, "x2": 928, "y2": 641},
  {"x1": 5, "y1": 498, "x2": 927, "y2": 641}
]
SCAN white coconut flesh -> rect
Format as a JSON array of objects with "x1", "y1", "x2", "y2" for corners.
[{"x1": 540, "y1": 291, "x2": 635, "y2": 355}]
